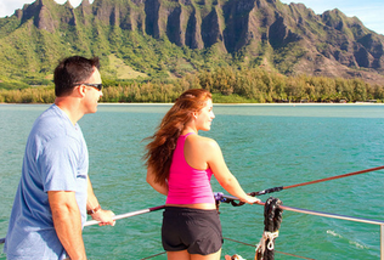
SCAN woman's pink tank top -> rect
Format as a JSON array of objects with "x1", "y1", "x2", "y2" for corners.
[{"x1": 166, "y1": 133, "x2": 215, "y2": 204}]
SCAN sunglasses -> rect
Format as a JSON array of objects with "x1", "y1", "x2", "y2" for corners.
[{"x1": 74, "y1": 83, "x2": 103, "y2": 91}]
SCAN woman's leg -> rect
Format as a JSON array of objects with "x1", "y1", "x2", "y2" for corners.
[
  {"x1": 167, "y1": 250, "x2": 191, "y2": 260},
  {"x1": 167, "y1": 249, "x2": 222, "y2": 260},
  {"x1": 190, "y1": 249, "x2": 221, "y2": 260}
]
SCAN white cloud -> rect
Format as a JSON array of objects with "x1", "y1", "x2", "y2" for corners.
[
  {"x1": 0, "y1": 0, "x2": 35, "y2": 17},
  {"x1": 0, "y1": 0, "x2": 90, "y2": 17},
  {"x1": 54, "y1": 0, "x2": 82, "y2": 6}
]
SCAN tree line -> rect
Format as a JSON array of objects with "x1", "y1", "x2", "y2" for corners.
[{"x1": 0, "y1": 67, "x2": 383, "y2": 103}]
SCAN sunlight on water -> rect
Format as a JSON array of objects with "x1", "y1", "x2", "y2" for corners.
[
  {"x1": 327, "y1": 230, "x2": 369, "y2": 250},
  {"x1": 1, "y1": 104, "x2": 384, "y2": 259}
]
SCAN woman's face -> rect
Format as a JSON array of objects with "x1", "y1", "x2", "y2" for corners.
[{"x1": 195, "y1": 99, "x2": 215, "y2": 131}]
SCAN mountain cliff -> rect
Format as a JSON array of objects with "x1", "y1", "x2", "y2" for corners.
[{"x1": 1, "y1": 0, "x2": 383, "y2": 85}]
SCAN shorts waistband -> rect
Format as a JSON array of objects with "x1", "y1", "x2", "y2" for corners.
[{"x1": 164, "y1": 206, "x2": 217, "y2": 215}]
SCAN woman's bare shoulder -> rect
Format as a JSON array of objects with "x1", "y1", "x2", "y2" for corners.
[{"x1": 188, "y1": 134, "x2": 219, "y2": 150}]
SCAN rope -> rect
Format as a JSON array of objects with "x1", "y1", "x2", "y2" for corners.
[
  {"x1": 217, "y1": 166, "x2": 384, "y2": 207},
  {"x1": 140, "y1": 251, "x2": 166, "y2": 259},
  {"x1": 255, "y1": 231, "x2": 279, "y2": 257},
  {"x1": 214, "y1": 192, "x2": 247, "y2": 207},
  {"x1": 255, "y1": 197, "x2": 283, "y2": 260},
  {"x1": 223, "y1": 237, "x2": 315, "y2": 260},
  {"x1": 141, "y1": 237, "x2": 315, "y2": 260}
]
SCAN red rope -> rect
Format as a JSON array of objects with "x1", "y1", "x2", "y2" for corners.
[{"x1": 283, "y1": 165, "x2": 384, "y2": 190}]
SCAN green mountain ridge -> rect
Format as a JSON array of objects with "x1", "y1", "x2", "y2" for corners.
[{"x1": 0, "y1": 0, "x2": 383, "y2": 88}]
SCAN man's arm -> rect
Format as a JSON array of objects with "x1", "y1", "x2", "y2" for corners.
[
  {"x1": 86, "y1": 176, "x2": 115, "y2": 226},
  {"x1": 48, "y1": 190, "x2": 86, "y2": 260}
]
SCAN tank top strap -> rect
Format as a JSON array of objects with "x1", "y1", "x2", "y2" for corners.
[
  {"x1": 176, "y1": 132, "x2": 195, "y2": 166},
  {"x1": 183, "y1": 132, "x2": 195, "y2": 138}
]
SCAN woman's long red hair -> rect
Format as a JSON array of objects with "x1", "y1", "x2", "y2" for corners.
[{"x1": 143, "y1": 89, "x2": 212, "y2": 185}]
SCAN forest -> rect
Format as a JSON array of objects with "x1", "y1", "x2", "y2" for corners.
[{"x1": 0, "y1": 67, "x2": 381, "y2": 103}]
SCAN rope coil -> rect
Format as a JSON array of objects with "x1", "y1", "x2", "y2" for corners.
[{"x1": 255, "y1": 197, "x2": 283, "y2": 260}]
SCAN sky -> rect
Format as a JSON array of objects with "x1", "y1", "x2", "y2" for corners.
[{"x1": 0, "y1": 0, "x2": 383, "y2": 35}]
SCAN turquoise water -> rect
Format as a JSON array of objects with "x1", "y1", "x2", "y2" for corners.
[{"x1": 1, "y1": 104, "x2": 384, "y2": 259}]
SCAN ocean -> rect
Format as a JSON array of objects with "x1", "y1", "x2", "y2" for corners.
[{"x1": 1, "y1": 103, "x2": 384, "y2": 259}]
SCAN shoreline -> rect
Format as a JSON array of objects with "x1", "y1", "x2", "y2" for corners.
[
  {"x1": 0, "y1": 102, "x2": 383, "y2": 106},
  {"x1": 98, "y1": 102, "x2": 384, "y2": 106}
]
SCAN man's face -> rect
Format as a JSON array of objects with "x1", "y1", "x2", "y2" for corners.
[{"x1": 83, "y1": 68, "x2": 103, "y2": 114}]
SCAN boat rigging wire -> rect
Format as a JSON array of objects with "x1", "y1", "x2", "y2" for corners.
[
  {"x1": 220, "y1": 195, "x2": 384, "y2": 226},
  {"x1": 255, "y1": 165, "x2": 384, "y2": 196},
  {"x1": 223, "y1": 237, "x2": 315, "y2": 260},
  {"x1": 224, "y1": 165, "x2": 384, "y2": 206},
  {"x1": 140, "y1": 251, "x2": 166, "y2": 259},
  {"x1": 0, "y1": 205, "x2": 165, "y2": 244},
  {"x1": 140, "y1": 236, "x2": 315, "y2": 260},
  {"x1": 2, "y1": 199, "x2": 384, "y2": 258},
  {"x1": 2, "y1": 165, "x2": 384, "y2": 256}
]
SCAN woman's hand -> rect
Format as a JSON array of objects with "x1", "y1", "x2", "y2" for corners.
[{"x1": 241, "y1": 195, "x2": 261, "y2": 204}]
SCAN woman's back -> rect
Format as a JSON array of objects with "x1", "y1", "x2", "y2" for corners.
[{"x1": 166, "y1": 133, "x2": 215, "y2": 205}]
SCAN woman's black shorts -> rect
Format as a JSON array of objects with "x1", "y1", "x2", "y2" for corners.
[{"x1": 162, "y1": 206, "x2": 223, "y2": 255}]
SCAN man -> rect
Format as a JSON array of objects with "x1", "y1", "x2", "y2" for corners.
[{"x1": 4, "y1": 56, "x2": 115, "y2": 260}]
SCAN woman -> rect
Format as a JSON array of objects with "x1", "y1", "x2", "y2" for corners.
[{"x1": 144, "y1": 89, "x2": 260, "y2": 260}]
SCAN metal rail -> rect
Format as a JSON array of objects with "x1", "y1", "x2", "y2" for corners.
[
  {"x1": 223, "y1": 194, "x2": 384, "y2": 259},
  {"x1": 1, "y1": 199, "x2": 383, "y2": 259},
  {"x1": 84, "y1": 205, "x2": 165, "y2": 227},
  {"x1": 0, "y1": 205, "x2": 165, "y2": 244}
]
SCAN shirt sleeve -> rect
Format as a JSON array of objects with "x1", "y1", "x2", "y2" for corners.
[{"x1": 39, "y1": 136, "x2": 80, "y2": 192}]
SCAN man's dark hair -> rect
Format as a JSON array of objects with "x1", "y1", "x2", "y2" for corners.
[{"x1": 54, "y1": 56, "x2": 100, "y2": 97}]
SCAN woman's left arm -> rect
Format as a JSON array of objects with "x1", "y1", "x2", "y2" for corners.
[
  {"x1": 146, "y1": 166, "x2": 169, "y2": 195},
  {"x1": 206, "y1": 139, "x2": 260, "y2": 204}
]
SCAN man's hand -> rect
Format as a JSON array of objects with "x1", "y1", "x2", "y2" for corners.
[{"x1": 91, "y1": 209, "x2": 115, "y2": 226}]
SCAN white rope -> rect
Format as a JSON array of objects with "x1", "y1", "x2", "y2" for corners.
[
  {"x1": 265, "y1": 231, "x2": 279, "y2": 250},
  {"x1": 255, "y1": 231, "x2": 279, "y2": 259}
]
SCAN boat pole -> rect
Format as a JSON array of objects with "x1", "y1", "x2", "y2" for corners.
[
  {"x1": 381, "y1": 225, "x2": 384, "y2": 260},
  {"x1": 84, "y1": 205, "x2": 165, "y2": 227},
  {"x1": 222, "y1": 194, "x2": 384, "y2": 259},
  {"x1": 251, "y1": 165, "x2": 384, "y2": 197},
  {"x1": 0, "y1": 205, "x2": 165, "y2": 244}
]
